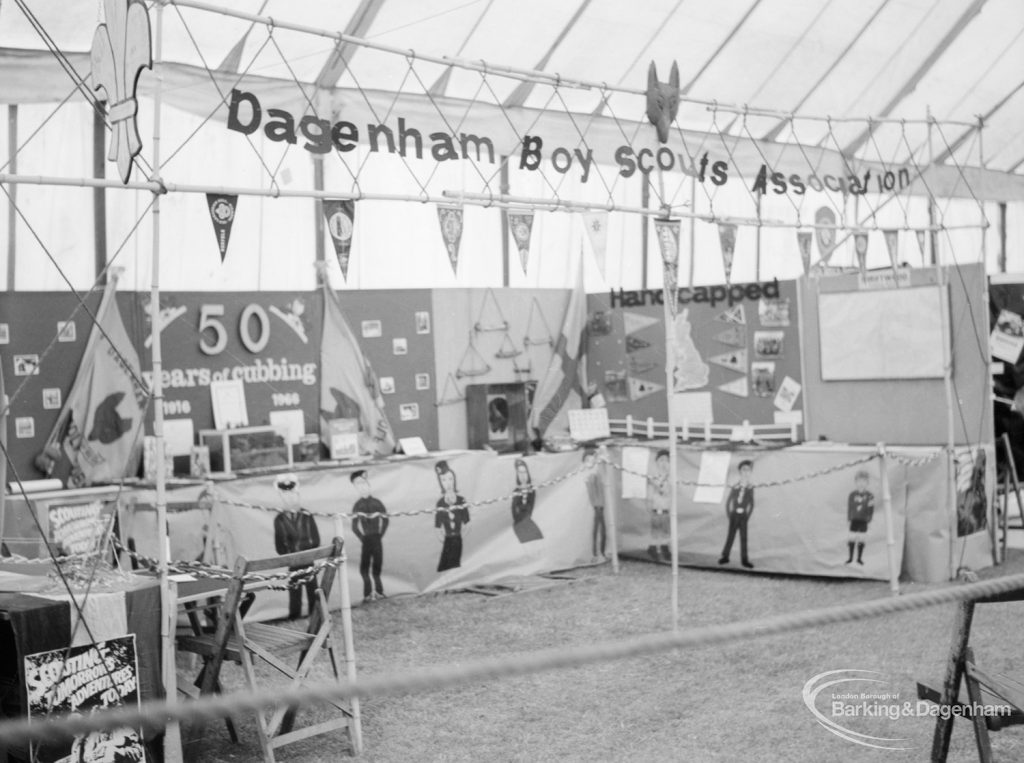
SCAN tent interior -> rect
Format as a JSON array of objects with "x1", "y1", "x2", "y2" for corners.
[{"x1": 0, "y1": 0, "x2": 1022, "y2": 292}]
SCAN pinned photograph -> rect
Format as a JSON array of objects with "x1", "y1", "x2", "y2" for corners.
[
  {"x1": 42, "y1": 388, "x2": 62, "y2": 410},
  {"x1": 57, "y1": 321, "x2": 77, "y2": 342},
  {"x1": 380, "y1": 376, "x2": 396, "y2": 394},
  {"x1": 415, "y1": 311, "x2": 431, "y2": 335},
  {"x1": 361, "y1": 319, "x2": 382, "y2": 338},
  {"x1": 754, "y1": 330, "x2": 785, "y2": 358},
  {"x1": 15, "y1": 417, "x2": 34, "y2": 439},
  {"x1": 393, "y1": 337, "x2": 408, "y2": 355},
  {"x1": 399, "y1": 403, "x2": 420, "y2": 421},
  {"x1": 13, "y1": 354, "x2": 39, "y2": 376},
  {"x1": 415, "y1": 373, "x2": 431, "y2": 391},
  {"x1": 752, "y1": 361, "x2": 776, "y2": 398},
  {"x1": 758, "y1": 298, "x2": 791, "y2": 327},
  {"x1": 0, "y1": 323, "x2": 8, "y2": 344}
]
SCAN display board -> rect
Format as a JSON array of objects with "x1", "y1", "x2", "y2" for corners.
[
  {"x1": 585, "y1": 279, "x2": 802, "y2": 429},
  {"x1": 818, "y1": 286, "x2": 947, "y2": 380}
]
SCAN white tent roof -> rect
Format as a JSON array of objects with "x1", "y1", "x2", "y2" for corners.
[{"x1": 1, "y1": 0, "x2": 1023, "y2": 290}]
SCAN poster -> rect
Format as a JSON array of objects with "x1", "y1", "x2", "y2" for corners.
[
  {"x1": 990, "y1": 308, "x2": 1024, "y2": 363},
  {"x1": 48, "y1": 500, "x2": 115, "y2": 556},
  {"x1": 25, "y1": 635, "x2": 144, "y2": 763}
]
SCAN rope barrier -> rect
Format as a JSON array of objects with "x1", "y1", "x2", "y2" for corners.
[{"x1": 4, "y1": 568, "x2": 1024, "y2": 746}]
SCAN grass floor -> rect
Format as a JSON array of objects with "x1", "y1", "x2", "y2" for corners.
[{"x1": 179, "y1": 550, "x2": 1024, "y2": 762}]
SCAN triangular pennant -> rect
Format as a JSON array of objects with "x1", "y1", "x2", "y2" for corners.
[
  {"x1": 854, "y1": 231, "x2": 868, "y2": 274},
  {"x1": 797, "y1": 231, "x2": 813, "y2": 274},
  {"x1": 915, "y1": 229, "x2": 927, "y2": 261},
  {"x1": 718, "y1": 376, "x2": 749, "y2": 398},
  {"x1": 626, "y1": 335, "x2": 651, "y2": 353},
  {"x1": 716, "y1": 304, "x2": 746, "y2": 325},
  {"x1": 715, "y1": 326, "x2": 747, "y2": 347},
  {"x1": 883, "y1": 229, "x2": 900, "y2": 274},
  {"x1": 582, "y1": 211, "x2": 608, "y2": 279},
  {"x1": 508, "y1": 212, "x2": 534, "y2": 274},
  {"x1": 206, "y1": 193, "x2": 237, "y2": 262},
  {"x1": 814, "y1": 206, "x2": 837, "y2": 263},
  {"x1": 437, "y1": 203, "x2": 464, "y2": 275},
  {"x1": 628, "y1": 356, "x2": 656, "y2": 374},
  {"x1": 623, "y1": 311, "x2": 659, "y2": 336},
  {"x1": 654, "y1": 218, "x2": 681, "y2": 315},
  {"x1": 323, "y1": 199, "x2": 356, "y2": 279},
  {"x1": 709, "y1": 349, "x2": 748, "y2": 372},
  {"x1": 628, "y1": 376, "x2": 664, "y2": 401},
  {"x1": 717, "y1": 223, "x2": 737, "y2": 284}
]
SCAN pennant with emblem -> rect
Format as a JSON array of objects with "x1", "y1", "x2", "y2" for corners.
[
  {"x1": 883, "y1": 229, "x2": 900, "y2": 275},
  {"x1": 717, "y1": 223, "x2": 737, "y2": 284},
  {"x1": 854, "y1": 231, "x2": 868, "y2": 274},
  {"x1": 654, "y1": 218, "x2": 681, "y2": 315},
  {"x1": 715, "y1": 326, "x2": 746, "y2": 347},
  {"x1": 716, "y1": 304, "x2": 746, "y2": 325},
  {"x1": 582, "y1": 211, "x2": 609, "y2": 279},
  {"x1": 718, "y1": 376, "x2": 749, "y2": 398},
  {"x1": 437, "y1": 203, "x2": 464, "y2": 275},
  {"x1": 626, "y1": 335, "x2": 651, "y2": 353},
  {"x1": 915, "y1": 229, "x2": 927, "y2": 261},
  {"x1": 623, "y1": 311, "x2": 659, "y2": 336},
  {"x1": 323, "y1": 199, "x2": 356, "y2": 280},
  {"x1": 206, "y1": 194, "x2": 237, "y2": 263},
  {"x1": 628, "y1": 356, "x2": 656, "y2": 374},
  {"x1": 814, "y1": 206, "x2": 837, "y2": 263},
  {"x1": 709, "y1": 349, "x2": 747, "y2": 372},
  {"x1": 508, "y1": 212, "x2": 534, "y2": 274},
  {"x1": 797, "y1": 231, "x2": 813, "y2": 274},
  {"x1": 629, "y1": 376, "x2": 664, "y2": 401}
]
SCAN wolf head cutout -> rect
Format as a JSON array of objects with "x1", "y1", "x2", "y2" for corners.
[{"x1": 646, "y1": 61, "x2": 680, "y2": 144}]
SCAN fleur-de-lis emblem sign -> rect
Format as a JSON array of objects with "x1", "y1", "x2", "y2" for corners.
[{"x1": 91, "y1": 0, "x2": 152, "y2": 183}]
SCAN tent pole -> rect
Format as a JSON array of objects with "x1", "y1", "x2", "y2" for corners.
[
  {"x1": 927, "y1": 108, "x2": 938, "y2": 265},
  {"x1": 877, "y1": 443, "x2": 899, "y2": 595},
  {"x1": 6, "y1": 105, "x2": 16, "y2": 290},
  {"x1": 92, "y1": 107, "x2": 107, "y2": 285},
  {"x1": 978, "y1": 115, "x2": 986, "y2": 265},
  {"x1": 150, "y1": 3, "x2": 183, "y2": 761},
  {"x1": 500, "y1": 157, "x2": 510, "y2": 286},
  {"x1": 640, "y1": 181, "x2": 649, "y2": 290}
]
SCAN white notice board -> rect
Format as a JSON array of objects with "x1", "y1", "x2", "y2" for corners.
[{"x1": 818, "y1": 285, "x2": 947, "y2": 380}]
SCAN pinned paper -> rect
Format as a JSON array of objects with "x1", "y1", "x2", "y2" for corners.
[
  {"x1": 718, "y1": 376, "x2": 749, "y2": 398},
  {"x1": 629, "y1": 377, "x2": 664, "y2": 400},
  {"x1": 716, "y1": 304, "x2": 746, "y2": 325},
  {"x1": 774, "y1": 375, "x2": 801, "y2": 412},
  {"x1": 623, "y1": 311, "x2": 659, "y2": 336},
  {"x1": 715, "y1": 326, "x2": 746, "y2": 347},
  {"x1": 672, "y1": 310, "x2": 710, "y2": 391},
  {"x1": 621, "y1": 446, "x2": 651, "y2": 499},
  {"x1": 693, "y1": 451, "x2": 731, "y2": 504},
  {"x1": 582, "y1": 210, "x2": 609, "y2": 278},
  {"x1": 709, "y1": 349, "x2": 747, "y2": 372},
  {"x1": 670, "y1": 391, "x2": 713, "y2": 425},
  {"x1": 991, "y1": 309, "x2": 1024, "y2": 363}
]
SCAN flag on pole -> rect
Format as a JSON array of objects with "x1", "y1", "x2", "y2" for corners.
[
  {"x1": 323, "y1": 199, "x2": 356, "y2": 280},
  {"x1": 319, "y1": 282, "x2": 395, "y2": 456},
  {"x1": 206, "y1": 193, "x2": 238, "y2": 262},
  {"x1": 582, "y1": 211, "x2": 609, "y2": 279},
  {"x1": 654, "y1": 218, "x2": 681, "y2": 315},
  {"x1": 508, "y1": 212, "x2": 534, "y2": 274},
  {"x1": 529, "y1": 252, "x2": 587, "y2": 438},
  {"x1": 36, "y1": 274, "x2": 148, "y2": 487},
  {"x1": 437, "y1": 203, "x2": 464, "y2": 275},
  {"x1": 796, "y1": 231, "x2": 812, "y2": 274},
  {"x1": 717, "y1": 223, "x2": 737, "y2": 284},
  {"x1": 883, "y1": 229, "x2": 900, "y2": 275},
  {"x1": 854, "y1": 231, "x2": 868, "y2": 274}
]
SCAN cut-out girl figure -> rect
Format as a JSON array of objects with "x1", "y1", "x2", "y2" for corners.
[
  {"x1": 718, "y1": 459, "x2": 755, "y2": 569},
  {"x1": 511, "y1": 458, "x2": 542, "y2": 543},
  {"x1": 351, "y1": 469, "x2": 389, "y2": 601},
  {"x1": 434, "y1": 460, "x2": 470, "y2": 571},
  {"x1": 846, "y1": 470, "x2": 875, "y2": 565},
  {"x1": 583, "y1": 448, "x2": 607, "y2": 561},
  {"x1": 647, "y1": 449, "x2": 672, "y2": 562},
  {"x1": 957, "y1": 448, "x2": 988, "y2": 536}
]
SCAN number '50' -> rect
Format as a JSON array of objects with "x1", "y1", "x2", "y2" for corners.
[{"x1": 198, "y1": 304, "x2": 270, "y2": 355}]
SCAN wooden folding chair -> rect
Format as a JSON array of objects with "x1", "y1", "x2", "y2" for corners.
[{"x1": 176, "y1": 538, "x2": 361, "y2": 761}]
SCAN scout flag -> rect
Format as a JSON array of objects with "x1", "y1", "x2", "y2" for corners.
[
  {"x1": 509, "y1": 212, "x2": 534, "y2": 274},
  {"x1": 324, "y1": 199, "x2": 356, "y2": 279},
  {"x1": 206, "y1": 193, "x2": 238, "y2": 262},
  {"x1": 582, "y1": 210, "x2": 609, "y2": 279},
  {"x1": 718, "y1": 223, "x2": 737, "y2": 284},
  {"x1": 437, "y1": 203, "x2": 464, "y2": 275}
]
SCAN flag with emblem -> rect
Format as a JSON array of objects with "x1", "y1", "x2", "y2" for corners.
[
  {"x1": 717, "y1": 223, "x2": 737, "y2": 284},
  {"x1": 206, "y1": 194, "x2": 238, "y2": 262},
  {"x1": 582, "y1": 211, "x2": 608, "y2": 279},
  {"x1": 796, "y1": 231, "x2": 812, "y2": 274},
  {"x1": 654, "y1": 218, "x2": 681, "y2": 314},
  {"x1": 320, "y1": 282, "x2": 395, "y2": 456},
  {"x1": 437, "y1": 203, "x2": 464, "y2": 275},
  {"x1": 323, "y1": 199, "x2": 356, "y2": 280},
  {"x1": 883, "y1": 229, "x2": 900, "y2": 275},
  {"x1": 854, "y1": 231, "x2": 868, "y2": 274},
  {"x1": 509, "y1": 212, "x2": 534, "y2": 274},
  {"x1": 529, "y1": 253, "x2": 588, "y2": 437},
  {"x1": 36, "y1": 273, "x2": 147, "y2": 487}
]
